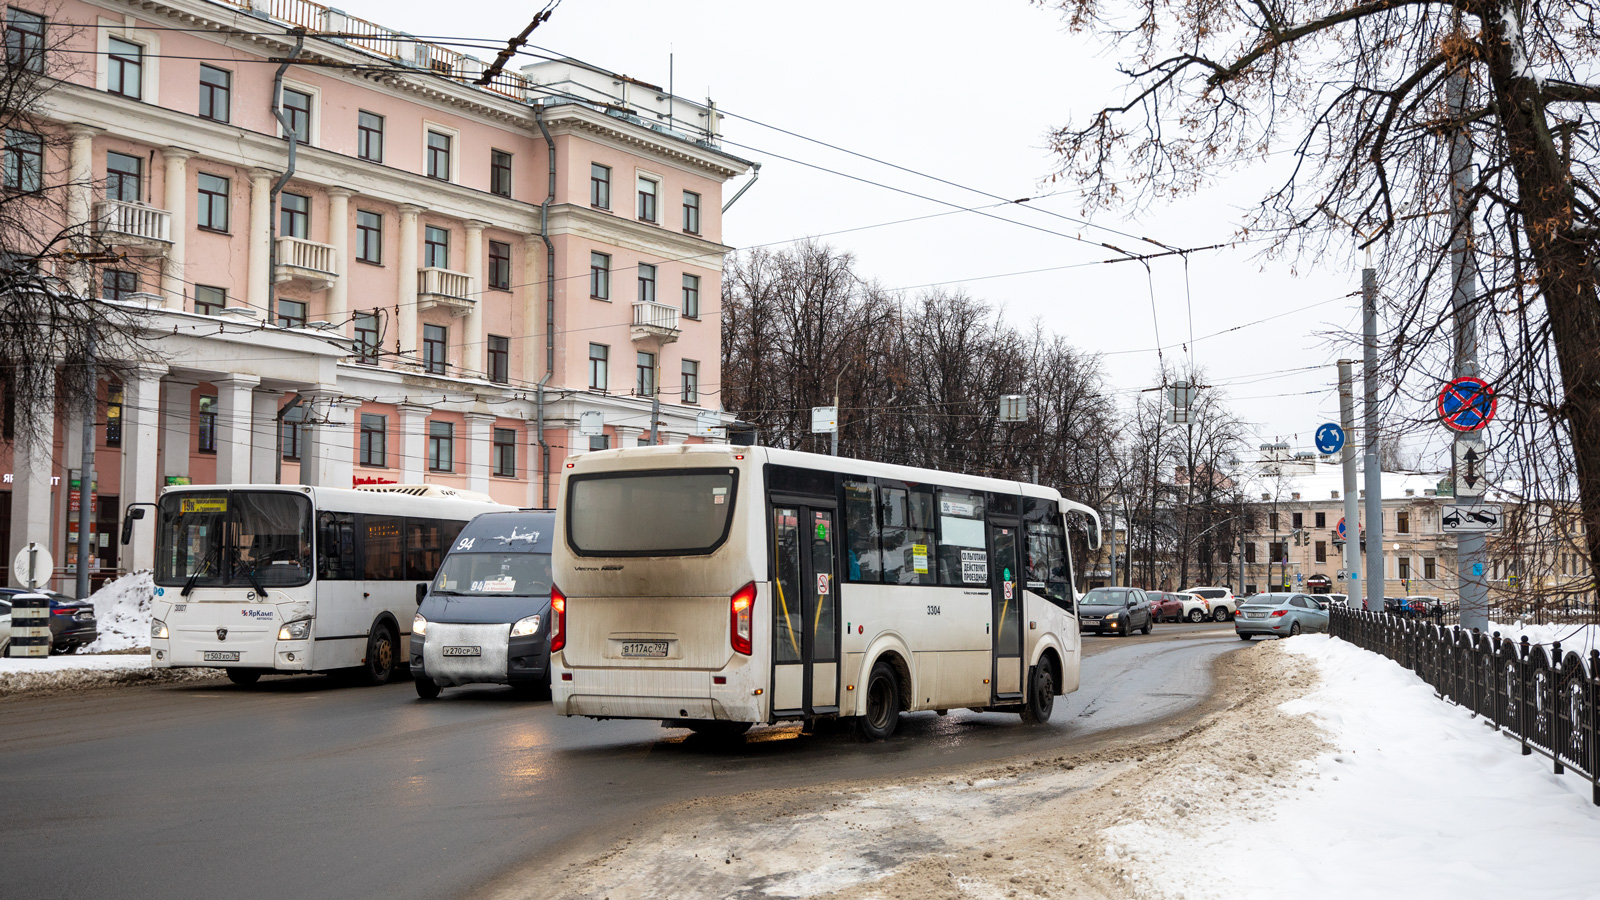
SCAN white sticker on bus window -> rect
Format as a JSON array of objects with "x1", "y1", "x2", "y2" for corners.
[
  {"x1": 940, "y1": 499, "x2": 975, "y2": 517},
  {"x1": 912, "y1": 543, "x2": 929, "y2": 574},
  {"x1": 960, "y1": 549, "x2": 988, "y2": 584},
  {"x1": 1004, "y1": 581, "x2": 1014, "y2": 600},
  {"x1": 712, "y1": 486, "x2": 728, "y2": 505},
  {"x1": 817, "y1": 573, "x2": 829, "y2": 595},
  {"x1": 473, "y1": 576, "x2": 516, "y2": 593}
]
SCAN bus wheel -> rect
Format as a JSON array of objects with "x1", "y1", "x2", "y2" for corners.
[
  {"x1": 359, "y1": 622, "x2": 398, "y2": 686},
  {"x1": 1021, "y1": 664, "x2": 1055, "y2": 724},
  {"x1": 858, "y1": 660, "x2": 902, "y2": 741},
  {"x1": 685, "y1": 720, "x2": 751, "y2": 741},
  {"x1": 226, "y1": 668, "x2": 263, "y2": 686},
  {"x1": 415, "y1": 677, "x2": 441, "y2": 700}
]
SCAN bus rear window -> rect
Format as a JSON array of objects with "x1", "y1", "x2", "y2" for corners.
[{"x1": 568, "y1": 470, "x2": 737, "y2": 556}]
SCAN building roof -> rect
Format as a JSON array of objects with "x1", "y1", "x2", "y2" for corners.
[{"x1": 1244, "y1": 463, "x2": 1448, "y2": 504}]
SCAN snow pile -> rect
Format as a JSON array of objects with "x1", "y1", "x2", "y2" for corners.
[
  {"x1": 1107, "y1": 635, "x2": 1600, "y2": 900},
  {"x1": 0, "y1": 654, "x2": 218, "y2": 696},
  {"x1": 82, "y1": 569, "x2": 156, "y2": 653}
]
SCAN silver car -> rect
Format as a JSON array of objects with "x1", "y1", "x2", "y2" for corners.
[{"x1": 1234, "y1": 592, "x2": 1329, "y2": 640}]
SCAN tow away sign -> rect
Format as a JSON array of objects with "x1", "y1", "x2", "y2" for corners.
[{"x1": 1441, "y1": 504, "x2": 1502, "y2": 533}]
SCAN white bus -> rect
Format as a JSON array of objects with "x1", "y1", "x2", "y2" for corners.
[
  {"x1": 550, "y1": 445, "x2": 1100, "y2": 739},
  {"x1": 142, "y1": 484, "x2": 509, "y2": 686}
]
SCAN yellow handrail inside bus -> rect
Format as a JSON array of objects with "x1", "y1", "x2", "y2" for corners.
[{"x1": 774, "y1": 520, "x2": 801, "y2": 658}]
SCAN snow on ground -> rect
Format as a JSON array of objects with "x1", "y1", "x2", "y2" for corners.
[
  {"x1": 1487, "y1": 620, "x2": 1599, "y2": 656},
  {"x1": 0, "y1": 652, "x2": 219, "y2": 696},
  {"x1": 1108, "y1": 635, "x2": 1600, "y2": 900},
  {"x1": 81, "y1": 569, "x2": 155, "y2": 653}
]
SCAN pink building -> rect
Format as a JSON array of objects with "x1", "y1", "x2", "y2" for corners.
[{"x1": 0, "y1": 0, "x2": 754, "y2": 590}]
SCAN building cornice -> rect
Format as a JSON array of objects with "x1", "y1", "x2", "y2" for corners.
[
  {"x1": 540, "y1": 103, "x2": 752, "y2": 180},
  {"x1": 551, "y1": 204, "x2": 734, "y2": 268}
]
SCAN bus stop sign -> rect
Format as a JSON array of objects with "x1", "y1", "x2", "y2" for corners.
[{"x1": 1438, "y1": 376, "x2": 1496, "y2": 432}]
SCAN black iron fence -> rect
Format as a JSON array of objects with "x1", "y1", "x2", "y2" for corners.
[{"x1": 1330, "y1": 606, "x2": 1599, "y2": 806}]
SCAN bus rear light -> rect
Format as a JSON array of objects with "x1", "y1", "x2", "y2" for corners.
[
  {"x1": 730, "y1": 582, "x2": 756, "y2": 656},
  {"x1": 549, "y1": 585, "x2": 567, "y2": 653},
  {"x1": 561, "y1": 672, "x2": 572, "y2": 681},
  {"x1": 713, "y1": 676, "x2": 726, "y2": 685}
]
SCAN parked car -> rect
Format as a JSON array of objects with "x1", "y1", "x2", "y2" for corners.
[
  {"x1": 1235, "y1": 592, "x2": 1330, "y2": 640},
  {"x1": 1174, "y1": 593, "x2": 1213, "y2": 623},
  {"x1": 1181, "y1": 586, "x2": 1238, "y2": 621},
  {"x1": 1326, "y1": 593, "x2": 1348, "y2": 607},
  {"x1": 0, "y1": 588, "x2": 97, "y2": 653},
  {"x1": 0, "y1": 596, "x2": 10, "y2": 654},
  {"x1": 1079, "y1": 587, "x2": 1155, "y2": 636},
  {"x1": 1149, "y1": 592, "x2": 1186, "y2": 623}
]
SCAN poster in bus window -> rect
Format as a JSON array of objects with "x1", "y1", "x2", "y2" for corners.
[
  {"x1": 960, "y1": 549, "x2": 988, "y2": 584},
  {"x1": 911, "y1": 543, "x2": 929, "y2": 574}
]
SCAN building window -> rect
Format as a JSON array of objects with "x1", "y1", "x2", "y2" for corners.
[
  {"x1": 590, "y1": 252, "x2": 610, "y2": 300},
  {"x1": 637, "y1": 263, "x2": 656, "y2": 304},
  {"x1": 1268, "y1": 512, "x2": 1279, "y2": 531},
  {"x1": 1398, "y1": 557, "x2": 1411, "y2": 580},
  {"x1": 636, "y1": 351, "x2": 655, "y2": 396},
  {"x1": 3, "y1": 128, "x2": 41, "y2": 192},
  {"x1": 356, "y1": 210, "x2": 382, "y2": 264},
  {"x1": 1315, "y1": 511, "x2": 1327, "y2": 529},
  {"x1": 105, "y1": 151, "x2": 141, "y2": 202},
  {"x1": 428, "y1": 421, "x2": 453, "y2": 471},
  {"x1": 425, "y1": 130, "x2": 451, "y2": 180},
  {"x1": 101, "y1": 269, "x2": 136, "y2": 302},
  {"x1": 106, "y1": 37, "x2": 142, "y2": 99},
  {"x1": 1291, "y1": 512, "x2": 1303, "y2": 529},
  {"x1": 682, "y1": 273, "x2": 700, "y2": 318},
  {"x1": 280, "y1": 192, "x2": 309, "y2": 239},
  {"x1": 590, "y1": 163, "x2": 610, "y2": 208},
  {"x1": 424, "y1": 225, "x2": 449, "y2": 269},
  {"x1": 198, "y1": 64, "x2": 230, "y2": 122},
  {"x1": 357, "y1": 110, "x2": 383, "y2": 162},
  {"x1": 194, "y1": 284, "x2": 224, "y2": 316},
  {"x1": 6, "y1": 8, "x2": 46, "y2": 74},
  {"x1": 281, "y1": 87, "x2": 311, "y2": 143},
  {"x1": 1396, "y1": 510, "x2": 1410, "y2": 533},
  {"x1": 681, "y1": 359, "x2": 698, "y2": 405},
  {"x1": 197, "y1": 173, "x2": 229, "y2": 232},
  {"x1": 488, "y1": 240, "x2": 510, "y2": 290},
  {"x1": 359, "y1": 414, "x2": 386, "y2": 467},
  {"x1": 493, "y1": 427, "x2": 515, "y2": 477},
  {"x1": 1424, "y1": 556, "x2": 1437, "y2": 579},
  {"x1": 489, "y1": 149, "x2": 512, "y2": 197},
  {"x1": 1269, "y1": 541, "x2": 1284, "y2": 563},
  {"x1": 636, "y1": 176, "x2": 657, "y2": 222},
  {"x1": 1315, "y1": 540, "x2": 1327, "y2": 563},
  {"x1": 354, "y1": 310, "x2": 380, "y2": 363},
  {"x1": 277, "y1": 299, "x2": 307, "y2": 329},
  {"x1": 422, "y1": 324, "x2": 447, "y2": 375},
  {"x1": 589, "y1": 434, "x2": 609, "y2": 452},
  {"x1": 487, "y1": 334, "x2": 509, "y2": 384},
  {"x1": 682, "y1": 190, "x2": 700, "y2": 234},
  {"x1": 588, "y1": 343, "x2": 608, "y2": 391},
  {"x1": 280, "y1": 405, "x2": 305, "y2": 460},
  {"x1": 197, "y1": 395, "x2": 216, "y2": 453}
]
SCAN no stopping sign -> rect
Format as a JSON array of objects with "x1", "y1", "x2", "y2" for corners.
[{"x1": 1437, "y1": 377, "x2": 1496, "y2": 432}]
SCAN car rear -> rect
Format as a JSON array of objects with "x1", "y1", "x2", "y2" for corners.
[{"x1": 1235, "y1": 594, "x2": 1295, "y2": 638}]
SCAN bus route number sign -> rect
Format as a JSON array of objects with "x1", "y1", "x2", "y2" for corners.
[{"x1": 1437, "y1": 376, "x2": 1497, "y2": 433}]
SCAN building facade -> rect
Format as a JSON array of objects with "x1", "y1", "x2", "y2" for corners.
[{"x1": 0, "y1": 0, "x2": 754, "y2": 589}]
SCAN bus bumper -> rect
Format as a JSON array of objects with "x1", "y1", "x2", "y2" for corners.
[{"x1": 552, "y1": 655, "x2": 764, "y2": 722}]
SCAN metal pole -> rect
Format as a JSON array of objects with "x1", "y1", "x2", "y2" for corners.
[
  {"x1": 75, "y1": 327, "x2": 96, "y2": 599},
  {"x1": 1448, "y1": 65, "x2": 1489, "y2": 631},
  {"x1": 1338, "y1": 359, "x2": 1361, "y2": 594},
  {"x1": 831, "y1": 374, "x2": 840, "y2": 457},
  {"x1": 1108, "y1": 507, "x2": 1117, "y2": 587},
  {"x1": 1362, "y1": 262, "x2": 1385, "y2": 612}
]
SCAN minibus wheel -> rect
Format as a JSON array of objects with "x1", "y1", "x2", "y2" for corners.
[
  {"x1": 1021, "y1": 664, "x2": 1055, "y2": 724},
  {"x1": 415, "y1": 677, "x2": 441, "y2": 700},
  {"x1": 858, "y1": 660, "x2": 902, "y2": 741},
  {"x1": 685, "y1": 720, "x2": 751, "y2": 741}
]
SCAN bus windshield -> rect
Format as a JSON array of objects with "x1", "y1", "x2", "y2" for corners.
[
  {"x1": 567, "y1": 470, "x2": 737, "y2": 556},
  {"x1": 154, "y1": 491, "x2": 314, "y2": 589},
  {"x1": 434, "y1": 553, "x2": 552, "y2": 597}
]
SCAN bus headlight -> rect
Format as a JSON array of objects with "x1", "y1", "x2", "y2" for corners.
[
  {"x1": 510, "y1": 615, "x2": 542, "y2": 637},
  {"x1": 277, "y1": 618, "x2": 312, "y2": 641},
  {"x1": 413, "y1": 613, "x2": 428, "y2": 637},
  {"x1": 151, "y1": 618, "x2": 168, "y2": 640}
]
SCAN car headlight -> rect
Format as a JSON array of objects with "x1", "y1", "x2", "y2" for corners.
[
  {"x1": 510, "y1": 614, "x2": 542, "y2": 637},
  {"x1": 413, "y1": 613, "x2": 428, "y2": 637},
  {"x1": 151, "y1": 618, "x2": 168, "y2": 640},
  {"x1": 277, "y1": 618, "x2": 312, "y2": 641}
]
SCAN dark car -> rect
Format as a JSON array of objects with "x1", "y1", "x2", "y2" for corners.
[
  {"x1": 0, "y1": 587, "x2": 98, "y2": 653},
  {"x1": 1079, "y1": 587, "x2": 1155, "y2": 636},
  {"x1": 1150, "y1": 592, "x2": 1185, "y2": 622}
]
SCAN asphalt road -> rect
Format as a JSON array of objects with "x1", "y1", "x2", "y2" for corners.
[{"x1": 0, "y1": 621, "x2": 1243, "y2": 900}]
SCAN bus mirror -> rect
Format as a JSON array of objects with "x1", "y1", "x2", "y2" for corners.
[
  {"x1": 416, "y1": 583, "x2": 428, "y2": 606},
  {"x1": 120, "y1": 507, "x2": 145, "y2": 545}
]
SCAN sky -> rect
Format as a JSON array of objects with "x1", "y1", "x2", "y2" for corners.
[{"x1": 379, "y1": 0, "x2": 1378, "y2": 459}]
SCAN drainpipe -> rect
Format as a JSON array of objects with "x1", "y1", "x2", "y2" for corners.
[
  {"x1": 535, "y1": 104, "x2": 557, "y2": 508},
  {"x1": 267, "y1": 30, "x2": 306, "y2": 326}
]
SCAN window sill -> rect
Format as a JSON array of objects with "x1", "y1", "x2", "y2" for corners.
[
  {"x1": 428, "y1": 468, "x2": 454, "y2": 474},
  {"x1": 358, "y1": 155, "x2": 383, "y2": 165},
  {"x1": 637, "y1": 218, "x2": 658, "y2": 225},
  {"x1": 489, "y1": 286, "x2": 512, "y2": 293},
  {"x1": 591, "y1": 204, "x2": 612, "y2": 213},
  {"x1": 590, "y1": 296, "x2": 611, "y2": 302},
  {"x1": 197, "y1": 227, "x2": 231, "y2": 236},
  {"x1": 356, "y1": 259, "x2": 384, "y2": 267},
  {"x1": 357, "y1": 462, "x2": 388, "y2": 469}
]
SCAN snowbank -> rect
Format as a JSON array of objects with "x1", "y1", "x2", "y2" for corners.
[
  {"x1": 1109, "y1": 635, "x2": 1600, "y2": 900},
  {"x1": 82, "y1": 569, "x2": 155, "y2": 653},
  {"x1": 0, "y1": 653, "x2": 219, "y2": 697}
]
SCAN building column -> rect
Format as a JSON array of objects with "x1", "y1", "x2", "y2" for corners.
[
  {"x1": 213, "y1": 374, "x2": 261, "y2": 483},
  {"x1": 326, "y1": 188, "x2": 353, "y2": 331},
  {"x1": 396, "y1": 205, "x2": 424, "y2": 369},
  {"x1": 159, "y1": 380, "x2": 195, "y2": 482},
  {"x1": 66, "y1": 124, "x2": 100, "y2": 297},
  {"x1": 397, "y1": 404, "x2": 429, "y2": 484},
  {"x1": 464, "y1": 412, "x2": 494, "y2": 495},
  {"x1": 463, "y1": 220, "x2": 488, "y2": 378},
  {"x1": 8, "y1": 380, "x2": 54, "y2": 587},
  {"x1": 250, "y1": 389, "x2": 280, "y2": 483},
  {"x1": 118, "y1": 365, "x2": 166, "y2": 571},
  {"x1": 522, "y1": 233, "x2": 544, "y2": 386},
  {"x1": 302, "y1": 394, "x2": 360, "y2": 489},
  {"x1": 161, "y1": 147, "x2": 194, "y2": 309},
  {"x1": 613, "y1": 425, "x2": 644, "y2": 448},
  {"x1": 247, "y1": 169, "x2": 275, "y2": 316}
]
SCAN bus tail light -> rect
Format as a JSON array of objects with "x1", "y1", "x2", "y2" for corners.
[
  {"x1": 549, "y1": 585, "x2": 567, "y2": 653},
  {"x1": 730, "y1": 582, "x2": 755, "y2": 656}
]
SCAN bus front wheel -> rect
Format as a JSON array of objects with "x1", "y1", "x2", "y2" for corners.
[
  {"x1": 226, "y1": 668, "x2": 263, "y2": 686},
  {"x1": 858, "y1": 660, "x2": 902, "y2": 741},
  {"x1": 358, "y1": 622, "x2": 398, "y2": 686},
  {"x1": 1021, "y1": 664, "x2": 1055, "y2": 724}
]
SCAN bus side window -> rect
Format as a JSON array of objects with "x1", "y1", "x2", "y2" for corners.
[
  {"x1": 935, "y1": 489, "x2": 985, "y2": 587},
  {"x1": 1025, "y1": 502, "x2": 1073, "y2": 611},
  {"x1": 843, "y1": 480, "x2": 881, "y2": 583},
  {"x1": 317, "y1": 512, "x2": 357, "y2": 580},
  {"x1": 364, "y1": 514, "x2": 404, "y2": 580},
  {"x1": 905, "y1": 487, "x2": 938, "y2": 586}
]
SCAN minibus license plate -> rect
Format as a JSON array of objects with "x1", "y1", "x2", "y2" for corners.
[
  {"x1": 443, "y1": 646, "x2": 482, "y2": 657},
  {"x1": 621, "y1": 641, "x2": 668, "y2": 658},
  {"x1": 204, "y1": 651, "x2": 240, "y2": 662}
]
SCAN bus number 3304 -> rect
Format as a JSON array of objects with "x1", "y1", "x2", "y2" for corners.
[{"x1": 926, "y1": 605, "x2": 941, "y2": 616}]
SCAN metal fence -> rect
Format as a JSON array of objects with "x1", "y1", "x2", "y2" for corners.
[{"x1": 1330, "y1": 606, "x2": 1599, "y2": 806}]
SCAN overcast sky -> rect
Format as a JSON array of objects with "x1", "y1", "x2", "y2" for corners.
[{"x1": 381, "y1": 0, "x2": 1378, "y2": 459}]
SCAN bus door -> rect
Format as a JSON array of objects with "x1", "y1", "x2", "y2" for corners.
[
  {"x1": 770, "y1": 501, "x2": 840, "y2": 718},
  {"x1": 987, "y1": 515, "x2": 1024, "y2": 701}
]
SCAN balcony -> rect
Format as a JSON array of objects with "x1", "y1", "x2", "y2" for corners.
[
  {"x1": 631, "y1": 300, "x2": 680, "y2": 344},
  {"x1": 274, "y1": 236, "x2": 338, "y2": 292},
  {"x1": 417, "y1": 267, "x2": 473, "y2": 316},
  {"x1": 92, "y1": 199, "x2": 170, "y2": 251}
]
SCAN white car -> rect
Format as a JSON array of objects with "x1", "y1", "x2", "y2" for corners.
[
  {"x1": 1181, "y1": 587, "x2": 1238, "y2": 622},
  {"x1": 1174, "y1": 593, "x2": 1213, "y2": 623}
]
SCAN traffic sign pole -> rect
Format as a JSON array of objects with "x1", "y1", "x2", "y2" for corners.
[{"x1": 1338, "y1": 360, "x2": 1361, "y2": 589}]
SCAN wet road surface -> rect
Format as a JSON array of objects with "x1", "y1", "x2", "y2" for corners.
[{"x1": 0, "y1": 622, "x2": 1243, "y2": 900}]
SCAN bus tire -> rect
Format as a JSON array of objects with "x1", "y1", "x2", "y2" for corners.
[
  {"x1": 685, "y1": 720, "x2": 751, "y2": 741},
  {"x1": 1020, "y1": 663, "x2": 1055, "y2": 724},
  {"x1": 358, "y1": 621, "x2": 398, "y2": 686},
  {"x1": 226, "y1": 668, "x2": 263, "y2": 686},
  {"x1": 858, "y1": 660, "x2": 902, "y2": 741}
]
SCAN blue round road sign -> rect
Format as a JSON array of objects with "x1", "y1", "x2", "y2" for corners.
[
  {"x1": 1315, "y1": 422, "x2": 1345, "y2": 455},
  {"x1": 1336, "y1": 517, "x2": 1346, "y2": 541},
  {"x1": 1438, "y1": 376, "x2": 1496, "y2": 432}
]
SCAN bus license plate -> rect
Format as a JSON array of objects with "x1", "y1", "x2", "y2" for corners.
[
  {"x1": 621, "y1": 641, "x2": 668, "y2": 658},
  {"x1": 203, "y1": 651, "x2": 240, "y2": 662},
  {"x1": 442, "y1": 646, "x2": 482, "y2": 657}
]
